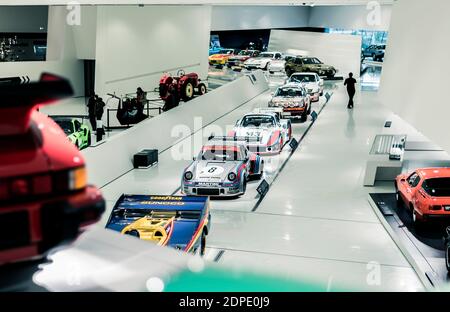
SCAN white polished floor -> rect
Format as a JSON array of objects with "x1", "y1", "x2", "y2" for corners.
[{"x1": 91, "y1": 80, "x2": 424, "y2": 291}]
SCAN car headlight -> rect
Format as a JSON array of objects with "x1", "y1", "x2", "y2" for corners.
[
  {"x1": 69, "y1": 166, "x2": 87, "y2": 191},
  {"x1": 228, "y1": 172, "x2": 237, "y2": 181},
  {"x1": 184, "y1": 171, "x2": 193, "y2": 181}
]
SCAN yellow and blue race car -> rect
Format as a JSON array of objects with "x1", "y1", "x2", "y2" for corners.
[{"x1": 106, "y1": 195, "x2": 211, "y2": 255}]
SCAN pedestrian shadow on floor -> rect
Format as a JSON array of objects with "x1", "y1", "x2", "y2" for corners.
[{"x1": 345, "y1": 109, "x2": 356, "y2": 139}]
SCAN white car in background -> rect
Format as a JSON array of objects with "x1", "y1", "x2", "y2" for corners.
[
  {"x1": 269, "y1": 84, "x2": 311, "y2": 122},
  {"x1": 232, "y1": 111, "x2": 292, "y2": 155},
  {"x1": 243, "y1": 51, "x2": 283, "y2": 71},
  {"x1": 287, "y1": 72, "x2": 324, "y2": 102},
  {"x1": 267, "y1": 55, "x2": 297, "y2": 74}
]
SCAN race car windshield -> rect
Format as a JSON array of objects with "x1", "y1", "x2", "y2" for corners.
[
  {"x1": 238, "y1": 50, "x2": 253, "y2": 56},
  {"x1": 276, "y1": 88, "x2": 303, "y2": 97},
  {"x1": 302, "y1": 58, "x2": 322, "y2": 65},
  {"x1": 422, "y1": 178, "x2": 450, "y2": 197},
  {"x1": 242, "y1": 116, "x2": 276, "y2": 128},
  {"x1": 259, "y1": 53, "x2": 274, "y2": 58},
  {"x1": 220, "y1": 49, "x2": 234, "y2": 55},
  {"x1": 290, "y1": 75, "x2": 316, "y2": 83},
  {"x1": 200, "y1": 148, "x2": 242, "y2": 161},
  {"x1": 54, "y1": 119, "x2": 74, "y2": 134}
]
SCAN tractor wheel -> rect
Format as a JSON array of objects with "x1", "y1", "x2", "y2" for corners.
[
  {"x1": 87, "y1": 134, "x2": 91, "y2": 146},
  {"x1": 181, "y1": 80, "x2": 195, "y2": 101},
  {"x1": 197, "y1": 83, "x2": 207, "y2": 95}
]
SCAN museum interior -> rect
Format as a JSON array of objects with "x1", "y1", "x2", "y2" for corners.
[{"x1": 0, "y1": 0, "x2": 449, "y2": 293}]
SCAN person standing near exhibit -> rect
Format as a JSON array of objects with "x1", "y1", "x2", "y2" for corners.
[
  {"x1": 87, "y1": 94, "x2": 97, "y2": 131},
  {"x1": 344, "y1": 72, "x2": 357, "y2": 109}
]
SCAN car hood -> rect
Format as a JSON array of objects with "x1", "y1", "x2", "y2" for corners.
[
  {"x1": 271, "y1": 96, "x2": 305, "y2": 106},
  {"x1": 229, "y1": 55, "x2": 250, "y2": 61},
  {"x1": 192, "y1": 160, "x2": 241, "y2": 181},
  {"x1": 209, "y1": 54, "x2": 229, "y2": 59},
  {"x1": 245, "y1": 57, "x2": 271, "y2": 63},
  {"x1": 234, "y1": 127, "x2": 274, "y2": 143}
]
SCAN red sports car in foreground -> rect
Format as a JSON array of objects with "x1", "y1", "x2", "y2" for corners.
[
  {"x1": 0, "y1": 73, "x2": 105, "y2": 265},
  {"x1": 396, "y1": 168, "x2": 450, "y2": 226}
]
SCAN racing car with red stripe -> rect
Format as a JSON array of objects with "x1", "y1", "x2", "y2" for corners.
[
  {"x1": 231, "y1": 110, "x2": 292, "y2": 155},
  {"x1": 181, "y1": 137, "x2": 264, "y2": 197}
]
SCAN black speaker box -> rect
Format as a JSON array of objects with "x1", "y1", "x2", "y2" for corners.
[{"x1": 133, "y1": 149, "x2": 158, "y2": 168}]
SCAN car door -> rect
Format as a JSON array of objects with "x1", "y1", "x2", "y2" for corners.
[{"x1": 400, "y1": 172, "x2": 421, "y2": 204}]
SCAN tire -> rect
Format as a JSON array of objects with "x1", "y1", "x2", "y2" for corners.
[
  {"x1": 242, "y1": 178, "x2": 247, "y2": 194},
  {"x1": 411, "y1": 206, "x2": 424, "y2": 229},
  {"x1": 395, "y1": 190, "x2": 402, "y2": 207},
  {"x1": 307, "y1": 104, "x2": 311, "y2": 115},
  {"x1": 320, "y1": 91, "x2": 324, "y2": 97},
  {"x1": 446, "y1": 245, "x2": 450, "y2": 272},
  {"x1": 301, "y1": 110, "x2": 308, "y2": 122},
  {"x1": 264, "y1": 62, "x2": 269, "y2": 70},
  {"x1": 75, "y1": 140, "x2": 80, "y2": 149},
  {"x1": 197, "y1": 83, "x2": 207, "y2": 95},
  {"x1": 87, "y1": 133, "x2": 91, "y2": 146},
  {"x1": 269, "y1": 71, "x2": 274, "y2": 74},
  {"x1": 181, "y1": 81, "x2": 195, "y2": 101},
  {"x1": 253, "y1": 161, "x2": 264, "y2": 180},
  {"x1": 372, "y1": 53, "x2": 376, "y2": 61},
  {"x1": 285, "y1": 68, "x2": 293, "y2": 78},
  {"x1": 200, "y1": 230, "x2": 206, "y2": 256}
]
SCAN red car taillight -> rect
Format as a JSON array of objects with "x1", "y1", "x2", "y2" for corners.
[{"x1": 0, "y1": 167, "x2": 87, "y2": 203}]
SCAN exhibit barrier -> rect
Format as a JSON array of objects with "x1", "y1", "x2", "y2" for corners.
[{"x1": 83, "y1": 70, "x2": 269, "y2": 188}]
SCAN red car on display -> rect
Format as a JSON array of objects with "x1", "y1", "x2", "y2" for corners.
[
  {"x1": 396, "y1": 168, "x2": 450, "y2": 226},
  {"x1": 0, "y1": 73, "x2": 105, "y2": 265},
  {"x1": 159, "y1": 70, "x2": 207, "y2": 111}
]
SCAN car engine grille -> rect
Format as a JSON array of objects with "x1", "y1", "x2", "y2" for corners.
[{"x1": 197, "y1": 188, "x2": 220, "y2": 196}]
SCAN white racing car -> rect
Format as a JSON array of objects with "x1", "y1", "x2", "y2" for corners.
[
  {"x1": 243, "y1": 51, "x2": 283, "y2": 71},
  {"x1": 181, "y1": 137, "x2": 264, "y2": 197},
  {"x1": 268, "y1": 55, "x2": 296, "y2": 74},
  {"x1": 287, "y1": 72, "x2": 324, "y2": 102},
  {"x1": 269, "y1": 84, "x2": 311, "y2": 121},
  {"x1": 231, "y1": 109, "x2": 292, "y2": 155}
]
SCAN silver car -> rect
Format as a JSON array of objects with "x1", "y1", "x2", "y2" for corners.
[{"x1": 182, "y1": 138, "x2": 264, "y2": 197}]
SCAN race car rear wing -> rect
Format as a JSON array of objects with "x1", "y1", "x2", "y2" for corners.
[
  {"x1": 0, "y1": 73, "x2": 73, "y2": 135},
  {"x1": 208, "y1": 135, "x2": 261, "y2": 143}
]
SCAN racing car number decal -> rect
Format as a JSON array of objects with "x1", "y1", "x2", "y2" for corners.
[{"x1": 200, "y1": 166, "x2": 224, "y2": 177}]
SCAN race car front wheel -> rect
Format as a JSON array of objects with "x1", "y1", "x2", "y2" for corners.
[{"x1": 200, "y1": 230, "x2": 206, "y2": 256}]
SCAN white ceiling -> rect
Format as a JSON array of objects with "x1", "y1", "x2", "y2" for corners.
[{"x1": 0, "y1": 0, "x2": 395, "y2": 5}]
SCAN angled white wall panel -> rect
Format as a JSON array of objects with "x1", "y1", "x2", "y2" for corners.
[
  {"x1": 379, "y1": 0, "x2": 450, "y2": 153},
  {"x1": 268, "y1": 30, "x2": 361, "y2": 78},
  {"x1": 94, "y1": 5, "x2": 211, "y2": 99},
  {"x1": 211, "y1": 5, "x2": 310, "y2": 31}
]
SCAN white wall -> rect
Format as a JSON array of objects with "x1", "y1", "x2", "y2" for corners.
[
  {"x1": 211, "y1": 5, "x2": 310, "y2": 31},
  {"x1": 268, "y1": 30, "x2": 361, "y2": 78},
  {"x1": 0, "y1": 6, "x2": 84, "y2": 96},
  {"x1": 94, "y1": 5, "x2": 211, "y2": 98},
  {"x1": 83, "y1": 70, "x2": 269, "y2": 187},
  {"x1": 308, "y1": 4, "x2": 392, "y2": 31},
  {"x1": 379, "y1": 0, "x2": 450, "y2": 153},
  {"x1": 72, "y1": 6, "x2": 97, "y2": 60}
]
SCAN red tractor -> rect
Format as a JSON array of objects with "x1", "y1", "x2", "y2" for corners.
[{"x1": 159, "y1": 70, "x2": 207, "y2": 111}]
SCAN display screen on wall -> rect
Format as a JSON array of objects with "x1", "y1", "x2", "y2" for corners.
[{"x1": 0, "y1": 33, "x2": 47, "y2": 62}]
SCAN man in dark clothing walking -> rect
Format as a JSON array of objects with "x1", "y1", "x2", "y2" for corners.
[
  {"x1": 87, "y1": 94, "x2": 97, "y2": 131},
  {"x1": 344, "y1": 73, "x2": 357, "y2": 109}
]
